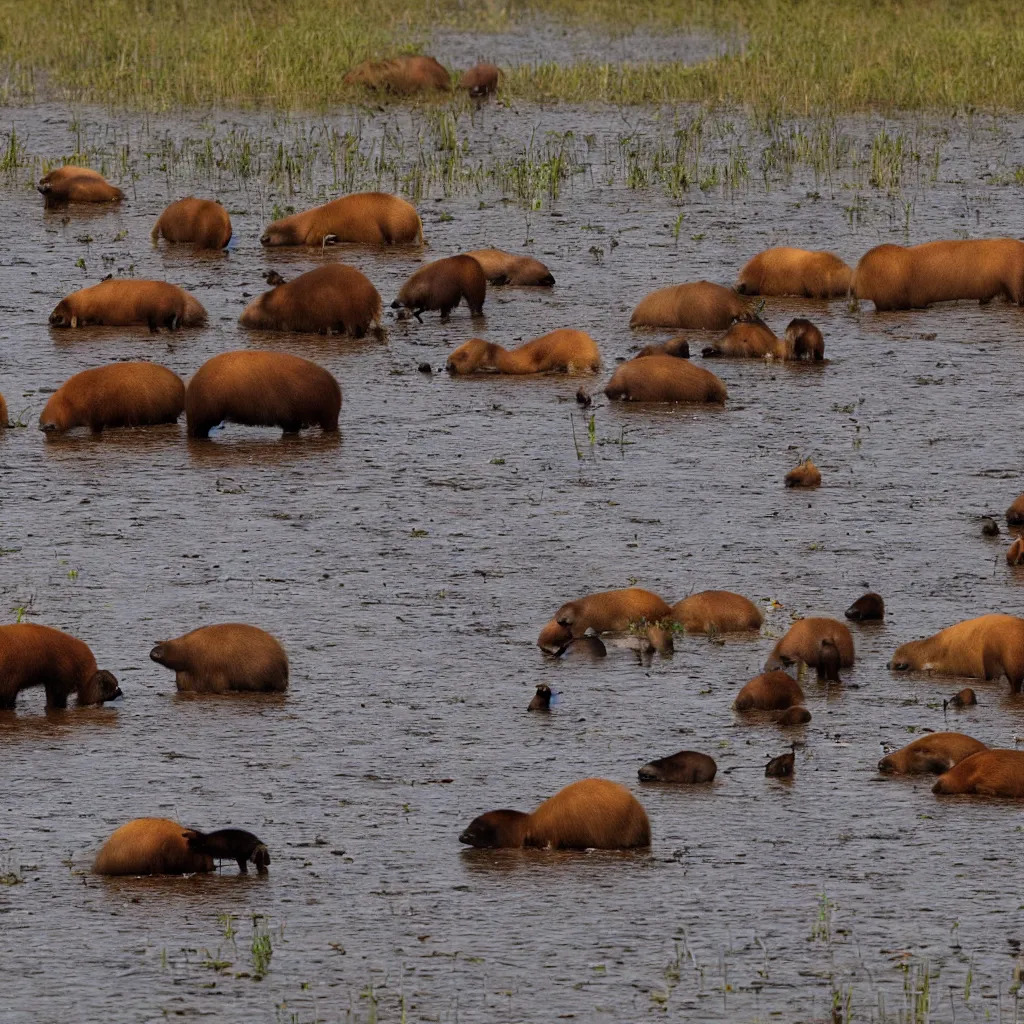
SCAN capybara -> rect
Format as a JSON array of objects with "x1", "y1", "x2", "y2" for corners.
[
  {"x1": 37, "y1": 165, "x2": 122, "y2": 207},
  {"x1": 638, "y1": 750, "x2": 717, "y2": 783},
  {"x1": 537, "y1": 587, "x2": 673, "y2": 653},
  {"x1": 948, "y1": 687, "x2": 978, "y2": 708},
  {"x1": 39, "y1": 362, "x2": 185, "y2": 434},
  {"x1": 1007, "y1": 494, "x2": 1024, "y2": 526},
  {"x1": 766, "y1": 617, "x2": 855, "y2": 671},
  {"x1": 785, "y1": 318, "x2": 825, "y2": 360},
  {"x1": 1008, "y1": 537, "x2": 1024, "y2": 565},
  {"x1": 460, "y1": 63, "x2": 501, "y2": 97},
  {"x1": 765, "y1": 745, "x2": 796, "y2": 778},
  {"x1": 778, "y1": 706, "x2": 812, "y2": 726},
  {"x1": 93, "y1": 818, "x2": 214, "y2": 876},
  {"x1": 933, "y1": 749, "x2": 1024, "y2": 797},
  {"x1": 878, "y1": 732, "x2": 987, "y2": 775},
  {"x1": 785, "y1": 459, "x2": 821, "y2": 488},
  {"x1": 736, "y1": 247, "x2": 852, "y2": 298},
  {"x1": 818, "y1": 638, "x2": 841, "y2": 682},
  {"x1": 49, "y1": 279, "x2": 207, "y2": 331},
  {"x1": 343, "y1": 55, "x2": 451, "y2": 93},
  {"x1": 702, "y1": 318, "x2": 786, "y2": 359},
  {"x1": 888, "y1": 614, "x2": 1024, "y2": 691},
  {"x1": 239, "y1": 265, "x2": 382, "y2": 337},
  {"x1": 464, "y1": 249, "x2": 553, "y2": 286},
  {"x1": 458, "y1": 778, "x2": 651, "y2": 850},
  {"x1": 0, "y1": 392, "x2": 8, "y2": 427},
  {"x1": 853, "y1": 239, "x2": 1024, "y2": 310},
  {"x1": 150, "y1": 623, "x2": 289, "y2": 693},
  {"x1": 528, "y1": 684, "x2": 552, "y2": 711},
  {"x1": 671, "y1": 591, "x2": 763, "y2": 634},
  {"x1": 636, "y1": 336, "x2": 690, "y2": 359},
  {"x1": 184, "y1": 828, "x2": 270, "y2": 873},
  {"x1": 151, "y1": 197, "x2": 232, "y2": 249},
  {"x1": 446, "y1": 330, "x2": 600, "y2": 375},
  {"x1": 734, "y1": 670, "x2": 805, "y2": 711},
  {"x1": 630, "y1": 281, "x2": 750, "y2": 330},
  {"x1": 392, "y1": 255, "x2": 486, "y2": 318},
  {"x1": 0, "y1": 623, "x2": 121, "y2": 710},
  {"x1": 845, "y1": 592, "x2": 884, "y2": 622},
  {"x1": 604, "y1": 355, "x2": 727, "y2": 404},
  {"x1": 260, "y1": 192, "x2": 423, "y2": 246},
  {"x1": 186, "y1": 351, "x2": 341, "y2": 438}
]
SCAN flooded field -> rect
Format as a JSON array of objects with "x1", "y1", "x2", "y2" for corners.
[{"x1": 3, "y1": 93, "x2": 1024, "y2": 1024}]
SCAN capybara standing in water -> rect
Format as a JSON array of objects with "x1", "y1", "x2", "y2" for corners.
[
  {"x1": 734, "y1": 670, "x2": 805, "y2": 711},
  {"x1": 736, "y1": 247, "x2": 852, "y2": 298},
  {"x1": 766, "y1": 617, "x2": 855, "y2": 671},
  {"x1": 150, "y1": 623, "x2": 288, "y2": 693},
  {"x1": 343, "y1": 55, "x2": 451, "y2": 93},
  {"x1": 151, "y1": 198, "x2": 232, "y2": 250},
  {"x1": 536, "y1": 587, "x2": 672, "y2": 653},
  {"x1": 638, "y1": 750, "x2": 717, "y2": 783},
  {"x1": 604, "y1": 355, "x2": 727, "y2": 404},
  {"x1": 630, "y1": 281, "x2": 750, "y2": 330},
  {"x1": 39, "y1": 363, "x2": 185, "y2": 434},
  {"x1": 446, "y1": 330, "x2": 600, "y2": 375},
  {"x1": 37, "y1": 166, "x2": 123, "y2": 207},
  {"x1": 671, "y1": 591, "x2": 763, "y2": 634},
  {"x1": 392, "y1": 255, "x2": 486, "y2": 319},
  {"x1": 845, "y1": 592, "x2": 885, "y2": 621},
  {"x1": 49, "y1": 279, "x2": 207, "y2": 331},
  {"x1": 785, "y1": 318, "x2": 825, "y2": 360},
  {"x1": 186, "y1": 351, "x2": 341, "y2": 438},
  {"x1": 1007, "y1": 494, "x2": 1024, "y2": 526},
  {"x1": 184, "y1": 828, "x2": 270, "y2": 873},
  {"x1": 878, "y1": 732, "x2": 987, "y2": 775},
  {"x1": 464, "y1": 249, "x2": 554, "y2": 286},
  {"x1": 460, "y1": 63, "x2": 501, "y2": 97},
  {"x1": 239, "y1": 265, "x2": 382, "y2": 337},
  {"x1": 93, "y1": 818, "x2": 214, "y2": 876},
  {"x1": 785, "y1": 459, "x2": 821, "y2": 488},
  {"x1": 260, "y1": 193, "x2": 423, "y2": 246},
  {"x1": 932, "y1": 749, "x2": 1024, "y2": 797},
  {"x1": 0, "y1": 623, "x2": 121, "y2": 710},
  {"x1": 459, "y1": 778, "x2": 650, "y2": 850},
  {"x1": 702, "y1": 318, "x2": 786, "y2": 359}
]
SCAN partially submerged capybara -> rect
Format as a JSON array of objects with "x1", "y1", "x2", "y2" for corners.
[
  {"x1": 784, "y1": 318, "x2": 825, "y2": 360},
  {"x1": 464, "y1": 249, "x2": 553, "y2": 286},
  {"x1": 765, "y1": 745, "x2": 796, "y2": 778},
  {"x1": 49, "y1": 279, "x2": 207, "y2": 330},
  {"x1": 446, "y1": 330, "x2": 600, "y2": 375},
  {"x1": 150, "y1": 624, "x2": 288, "y2": 693},
  {"x1": 888, "y1": 614, "x2": 1024, "y2": 691},
  {"x1": 630, "y1": 281, "x2": 750, "y2": 330},
  {"x1": 93, "y1": 818, "x2": 214, "y2": 876},
  {"x1": 734, "y1": 670, "x2": 805, "y2": 711},
  {"x1": 393, "y1": 255, "x2": 486, "y2": 318},
  {"x1": 736, "y1": 247, "x2": 852, "y2": 298},
  {"x1": 604, "y1": 355, "x2": 727, "y2": 404},
  {"x1": 671, "y1": 591, "x2": 763, "y2": 634},
  {"x1": 343, "y1": 55, "x2": 451, "y2": 93},
  {"x1": 459, "y1": 778, "x2": 650, "y2": 850},
  {"x1": 185, "y1": 828, "x2": 270, "y2": 873},
  {"x1": 528, "y1": 684, "x2": 552, "y2": 711},
  {"x1": 39, "y1": 362, "x2": 185, "y2": 434},
  {"x1": 932, "y1": 749, "x2": 1024, "y2": 797},
  {"x1": 817, "y1": 638, "x2": 842, "y2": 682},
  {"x1": 766, "y1": 617, "x2": 855, "y2": 671},
  {"x1": 636, "y1": 336, "x2": 690, "y2": 359},
  {"x1": 0, "y1": 392, "x2": 8, "y2": 427},
  {"x1": 785, "y1": 459, "x2": 821, "y2": 488},
  {"x1": 37, "y1": 165, "x2": 123, "y2": 207},
  {"x1": 1007, "y1": 537, "x2": 1024, "y2": 565},
  {"x1": 151, "y1": 198, "x2": 232, "y2": 249},
  {"x1": 1007, "y1": 494, "x2": 1024, "y2": 526},
  {"x1": 536, "y1": 587, "x2": 673, "y2": 653},
  {"x1": 948, "y1": 687, "x2": 978, "y2": 708},
  {"x1": 845, "y1": 592, "x2": 885, "y2": 621},
  {"x1": 638, "y1": 750, "x2": 717, "y2": 783},
  {"x1": 460, "y1": 63, "x2": 501, "y2": 97},
  {"x1": 260, "y1": 192, "x2": 423, "y2": 246},
  {"x1": 0, "y1": 623, "x2": 120, "y2": 710},
  {"x1": 777, "y1": 706, "x2": 812, "y2": 726},
  {"x1": 186, "y1": 351, "x2": 341, "y2": 438},
  {"x1": 702, "y1": 318, "x2": 786, "y2": 359},
  {"x1": 878, "y1": 732, "x2": 987, "y2": 775},
  {"x1": 239, "y1": 265, "x2": 382, "y2": 337},
  {"x1": 853, "y1": 239, "x2": 1024, "y2": 310}
]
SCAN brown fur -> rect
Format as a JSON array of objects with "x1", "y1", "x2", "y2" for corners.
[
  {"x1": 671, "y1": 591, "x2": 763, "y2": 633},
  {"x1": 260, "y1": 192, "x2": 423, "y2": 246},
  {"x1": 845, "y1": 592, "x2": 884, "y2": 621},
  {"x1": 151, "y1": 198, "x2": 232, "y2": 249},
  {"x1": 736, "y1": 247, "x2": 852, "y2": 298},
  {"x1": 785, "y1": 459, "x2": 821, "y2": 488},
  {"x1": 93, "y1": 818, "x2": 214, "y2": 876},
  {"x1": 186, "y1": 351, "x2": 341, "y2": 438},
  {"x1": 604, "y1": 355, "x2": 727, "y2": 404},
  {"x1": 1007, "y1": 494, "x2": 1024, "y2": 526},
  {"x1": 638, "y1": 750, "x2": 717, "y2": 783},
  {"x1": 393, "y1": 255, "x2": 486, "y2": 317},
  {"x1": 702, "y1": 318, "x2": 786, "y2": 359},
  {"x1": 949, "y1": 687, "x2": 978, "y2": 708},
  {"x1": 1008, "y1": 537, "x2": 1024, "y2": 565},
  {"x1": 150, "y1": 623, "x2": 288, "y2": 693},
  {"x1": 460, "y1": 63, "x2": 501, "y2": 97},
  {"x1": 933, "y1": 749, "x2": 1024, "y2": 797},
  {"x1": 37, "y1": 165, "x2": 123, "y2": 207},
  {"x1": 0, "y1": 392, "x2": 8, "y2": 427},
  {"x1": 49, "y1": 279, "x2": 207, "y2": 330},
  {"x1": 734, "y1": 670, "x2": 805, "y2": 711},
  {"x1": 343, "y1": 55, "x2": 451, "y2": 93},
  {"x1": 464, "y1": 249, "x2": 553, "y2": 286},
  {"x1": 446, "y1": 330, "x2": 600, "y2": 375},
  {"x1": 185, "y1": 828, "x2": 270, "y2": 873},
  {"x1": 878, "y1": 732, "x2": 987, "y2": 775},
  {"x1": 766, "y1": 617, "x2": 855, "y2": 670},
  {"x1": 630, "y1": 281, "x2": 750, "y2": 330},
  {"x1": 765, "y1": 746, "x2": 796, "y2": 778},
  {"x1": 635, "y1": 336, "x2": 690, "y2": 359},
  {"x1": 537, "y1": 587, "x2": 673, "y2": 653},
  {"x1": 817, "y1": 638, "x2": 842, "y2": 682},
  {"x1": 528, "y1": 684, "x2": 552, "y2": 711},
  {"x1": 777, "y1": 706, "x2": 812, "y2": 725},
  {"x1": 784, "y1": 318, "x2": 825, "y2": 360}
]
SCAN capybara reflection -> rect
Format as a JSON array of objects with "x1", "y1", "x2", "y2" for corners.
[
  {"x1": 37, "y1": 166, "x2": 123, "y2": 207},
  {"x1": 671, "y1": 591, "x2": 763, "y2": 634},
  {"x1": 39, "y1": 362, "x2": 184, "y2": 434},
  {"x1": 186, "y1": 351, "x2": 341, "y2": 438},
  {"x1": 638, "y1": 750, "x2": 717, "y2": 783},
  {"x1": 151, "y1": 198, "x2": 232, "y2": 249},
  {"x1": 932, "y1": 750, "x2": 1024, "y2": 797},
  {"x1": 185, "y1": 829, "x2": 270, "y2": 873},
  {"x1": 604, "y1": 356, "x2": 727, "y2": 404},
  {"x1": 888, "y1": 614, "x2": 1024, "y2": 691},
  {"x1": 766, "y1": 617, "x2": 855, "y2": 671},
  {"x1": 1007, "y1": 537, "x2": 1024, "y2": 565},
  {"x1": 393, "y1": 255, "x2": 486, "y2": 318},
  {"x1": 853, "y1": 239, "x2": 1024, "y2": 310},
  {"x1": 630, "y1": 281, "x2": 750, "y2": 330},
  {"x1": 785, "y1": 318, "x2": 825, "y2": 360},
  {"x1": 845, "y1": 592, "x2": 884, "y2": 622},
  {"x1": 702, "y1": 318, "x2": 785, "y2": 359},
  {"x1": 785, "y1": 458, "x2": 821, "y2": 488},
  {"x1": 239, "y1": 265, "x2": 382, "y2": 337},
  {"x1": 0, "y1": 623, "x2": 121, "y2": 710},
  {"x1": 734, "y1": 670, "x2": 805, "y2": 711},
  {"x1": 460, "y1": 63, "x2": 501, "y2": 97},
  {"x1": 150, "y1": 624, "x2": 288, "y2": 693},
  {"x1": 528, "y1": 684, "x2": 552, "y2": 711},
  {"x1": 817, "y1": 638, "x2": 841, "y2": 682},
  {"x1": 878, "y1": 732, "x2": 987, "y2": 775},
  {"x1": 49, "y1": 279, "x2": 207, "y2": 331},
  {"x1": 94, "y1": 819, "x2": 214, "y2": 875},
  {"x1": 777, "y1": 706, "x2": 812, "y2": 726},
  {"x1": 446, "y1": 330, "x2": 599, "y2": 375},
  {"x1": 537, "y1": 587, "x2": 673, "y2": 653},
  {"x1": 344, "y1": 55, "x2": 451, "y2": 93},
  {"x1": 260, "y1": 193, "x2": 423, "y2": 246},
  {"x1": 1007, "y1": 494, "x2": 1024, "y2": 526},
  {"x1": 0, "y1": 392, "x2": 8, "y2": 427},
  {"x1": 459, "y1": 778, "x2": 650, "y2": 850},
  {"x1": 948, "y1": 687, "x2": 978, "y2": 708},
  {"x1": 464, "y1": 248, "x2": 554, "y2": 286},
  {"x1": 765, "y1": 745, "x2": 796, "y2": 778},
  {"x1": 636, "y1": 336, "x2": 690, "y2": 359},
  {"x1": 736, "y1": 247, "x2": 852, "y2": 298}
]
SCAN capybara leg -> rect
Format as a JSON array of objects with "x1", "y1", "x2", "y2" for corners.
[
  {"x1": 281, "y1": 421, "x2": 302, "y2": 435},
  {"x1": 45, "y1": 686, "x2": 68, "y2": 710},
  {"x1": 188, "y1": 424, "x2": 212, "y2": 440},
  {"x1": 167, "y1": 313, "x2": 180, "y2": 331},
  {"x1": 440, "y1": 307, "x2": 452, "y2": 319},
  {"x1": 147, "y1": 318, "x2": 160, "y2": 334},
  {"x1": 236, "y1": 858, "x2": 248, "y2": 873},
  {"x1": 412, "y1": 309, "x2": 424, "y2": 323},
  {"x1": 0, "y1": 694, "x2": 16, "y2": 710},
  {"x1": 1010, "y1": 672, "x2": 1024, "y2": 695}
]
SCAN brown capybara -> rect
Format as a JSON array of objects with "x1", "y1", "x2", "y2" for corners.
[
  {"x1": 464, "y1": 249, "x2": 553, "y2": 286},
  {"x1": 949, "y1": 687, "x2": 978, "y2": 708},
  {"x1": 845, "y1": 592, "x2": 885, "y2": 621},
  {"x1": 636, "y1": 336, "x2": 690, "y2": 359},
  {"x1": 778, "y1": 706, "x2": 812, "y2": 726},
  {"x1": 853, "y1": 239, "x2": 1024, "y2": 310},
  {"x1": 343, "y1": 55, "x2": 451, "y2": 93},
  {"x1": 765, "y1": 745, "x2": 796, "y2": 778},
  {"x1": 1007, "y1": 537, "x2": 1024, "y2": 565},
  {"x1": 39, "y1": 362, "x2": 184, "y2": 434},
  {"x1": 0, "y1": 623, "x2": 121, "y2": 710},
  {"x1": 604, "y1": 355, "x2": 727, "y2": 404},
  {"x1": 734, "y1": 670, "x2": 805, "y2": 711},
  {"x1": 184, "y1": 829, "x2": 270, "y2": 873},
  {"x1": 878, "y1": 732, "x2": 987, "y2": 775},
  {"x1": 393, "y1": 255, "x2": 486, "y2": 318},
  {"x1": 785, "y1": 459, "x2": 821, "y2": 488},
  {"x1": 932, "y1": 750, "x2": 1024, "y2": 797},
  {"x1": 49, "y1": 279, "x2": 207, "y2": 331},
  {"x1": 766, "y1": 617, "x2": 855, "y2": 671},
  {"x1": 671, "y1": 591, "x2": 763, "y2": 634},
  {"x1": 93, "y1": 818, "x2": 214, "y2": 876},
  {"x1": 185, "y1": 351, "x2": 341, "y2": 438},
  {"x1": 0, "y1": 392, "x2": 8, "y2": 427},
  {"x1": 638, "y1": 750, "x2": 717, "y2": 783},
  {"x1": 817, "y1": 638, "x2": 842, "y2": 682},
  {"x1": 1007, "y1": 494, "x2": 1024, "y2": 526},
  {"x1": 37, "y1": 165, "x2": 122, "y2": 207},
  {"x1": 736, "y1": 247, "x2": 852, "y2": 299},
  {"x1": 460, "y1": 63, "x2": 501, "y2": 97},
  {"x1": 537, "y1": 587, "x2": 673, "y2": 653},
  {"x1": 528, "y1": 684, "x2": 552, "y2": 711},
  {"x1": 150, "y1": 623, "x2": 288, "y2": 693},
  {"x1": 785, "y1": 318, "x2": 825, "y2": 360},
  {"x1": 630, "y1": 281, "x2": 749, "y2": 330},
  {"x1": 239, "y1": 265, "x2": 382, "y2": 337},
  {"x1": 702, "y1": 318, "x2": 786, "y2": 359},
  {"x1": 888, "y1": 614, "x2": 1024, "y2": 691},
  {"x1": 446, "y1": 330, "x2": 600, "y2": 375},
  {"x1": 459, "y1": 778, "x2": 650, "y2": 850},
  {"x1": 260, "y1": 192, "x2": 423, "y2": 246},
  {"x1": 151, "y1": 198, "x2": 232, "y2": 249}
]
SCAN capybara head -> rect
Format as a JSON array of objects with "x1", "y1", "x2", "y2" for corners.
[
  {"x1": 817, "y1": 638, "x2": 841, "y2": 682},
  {"x1": 79, "y1": 669, "x2": 122, "y2": 705},
  {"x1": 777, "y1": 706, "x2": 812, "y2": 726},
  {"x1": 48, "y1": 299, "x2": 75, "y2": 328},
  {"x1": 765, "y1": 745, "x2": 796, "y2": 778},
  {"x1": 446, "y1": 338, "x2": 490, "y2": 375},
  {"x1": 845, "y1": 592, "x2": 884, "y2": 621},
  {"x1": 887, "y1": 640, "x2": 922, "y2": 672},
  {"x1": 949, "y1": 687, "x2": 978, "y2": 708},
  {"x1": 785, "y1": 318, "x2": 825, "y2": 360},
  {"x1": 260, "y1": 218, "x2": 303, "y2": 247},
  {"x1": 459, "y1": 809, "x2": 529, "y2": 848},
  {"x1": 149, "y1": 641, "x2": 183, "y2": 669},
  {"x1": 537, "y1": 618, "x2": 572, "y2": 654},
  {"x1": 528, "y1": 684, "x2": 552, "y2": 711}
]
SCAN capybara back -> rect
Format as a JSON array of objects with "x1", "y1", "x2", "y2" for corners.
[
  {"x1": 152, "y1": 198, "x2": 232, "y2": 249},
  {"x1": 93, "y1": 818, "x2": 214, "y2": 875}
]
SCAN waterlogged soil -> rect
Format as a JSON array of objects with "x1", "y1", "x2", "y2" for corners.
[{"x1": 2, "y1": 95, "x2": 1024, "y2": 1024}]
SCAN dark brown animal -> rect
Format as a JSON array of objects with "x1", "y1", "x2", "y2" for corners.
[
  {"x1": 460, "y1": 63, "x2": 501, "y2": 97},
  {"x1": 528, "y1": 684, "x2": 552, "y2": 711},
  {"x1": 845, "y1": 592, "x2": 884, "y2": 621},
  {"x1": 446, "y1": 330, "x2": 599, "y2": 374},
  {"x1": 604, "y1": 355, "x2": 727, "y2": 404},
  {"x1": 343, "y1": 55, "x2": 451, "y2": 93},
  {"x1": 777, "y1": 706, "x2": 812, "y2": 726},
  {"x1": 702, "y1": 318, "x2": 785, "y2": 359},
  {"x1": 785, "y1": 459, "x2": 821, "y2": 488},
  {"x1": 537, "y1": 587, "x2": 673, "y2": 653},
  {"x1": 93, "y1": 818, "x2": 213, "y2": 876},
  {"x1": 630, "y1": 281, "x2": 750, "y2": 330},
  {"x1": 785, "y1": 318, "x2": 825, "y2": 360},
  {"x1": 393, "y1": 255, "x2": 486, "y2": 318},
  {"x1": 49, "y1": 279, "x2": 207, "y2": 330},
  {"x1": 151, "y1": 198, "x2": 232, "y2": 249},
  {"x1": 734, "y1": 670, "x2": 805, "y2": 711},
  {"x1": 150, "y1": 624, "x2": 288, "y2": 693},
  {"x1": 260, "y1": 193, "x2": 423, "y2": 246},
  {"x1": 765, "y1": 744, "x2": 796, "y2": 778},
  {"x1": 933, "y1": 749, "x2": 1024, "y2": 797},
  {"x1": 817, "y1": 638, "x2": 842, "y2": 682},
  {"x1": 948, "y1": 687, "x2": 978, "y2": 708},
  {"x1": 1007, "y1": 494, "x2": 1024, "y2": 526},
  {"x1": 464, "y1": 249, "x2": 553, "y2": 285},
  {"x1": 37, "y1": 166, "x2": 123, "y2": 207},
  {"x1": 671, "y1": 591, "x2": 763, "y2": 633},
  {"x1": 637, "y1": 750, "x2": 717, "y2": 783},
  {"x1": 736, "y1": 248, "x2": 852, "y2": 298},
  {"x1": 766, "y1": 618, "x2": 855, "y2": 671},
  {"x1": 184, "y1": 828, "x2": 270, "y2": 873},
  {"x1": 635, "y1": 336, "x2": 690, "y2": 359},
  {"x1": 878, "y1": 732, "x2": 987, "y2": 775}
]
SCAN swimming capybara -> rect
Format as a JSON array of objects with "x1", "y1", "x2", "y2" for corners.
[
  {"x1": 785, "y1": 318, "x2": 825, "y2": 360},
  {"x1": 948, "y1": 687, "x2": 978, "y2": 708},
  {"x1": 458, "y1": 778, "x2": 650, "y2": 850},
  {"x1": 150, "y1": 624, "x2": 288, "y2": 693},
  {"x1": 1007, "y1": 537, "x2": 1024, "y2": 565},
  {"x1": 671, "y1": 591, "x2": 763, "y2": 634},
  {"x1": 37, "y1": 166, "x2": 123, "y2": 207},
  {"x1": 446, "y1": 330, "x2": 600, "y2": 375},
  {"x1": 392, "y1": 255, "x2": 486, "y2": 318},
  {"x1": 765, "y1": 745, "x2": 796, "y2": 778},
  {"x1": 39, "y1": 362, "x2": 185, "y2": 434},
  {"x1": 528, "y1": 684, "x2": 552, "y2": 711},
  {"x1": 460, "y1": 63, "x2": 501, "y2": 97},
  {"x1": 93, "y1": 818, "x2": 214, "y2": 876},
  {"x1": 0, "y1": 623, "x2": 121, "y2": 710},
  {"x1": 888, "y1": 614, "x2": 1024, "y2": 691},
  {"x1": 932, "y1": 750, "x2": 1024, "y2": 797},
  {"x1": 853, "y1": 239, "x2": 1024, "y2": 310},
  {"x1": 537, "y1": 587, "x2": 673, "y2": 653},
  {"x1": 734, "y1": 670, "x2": 805, "y2": 711},
  {"x1": 702, "y1": 318, "x2": 786, "y2": 359},
  {"x1": 638, "y1": 750, "x2": 717, "y2": 783},
  {"x1": 343, "y1": 55, "x2": 451, "y2": 93},
  {"x1": 151, "y1": 198, "x2": 232, "y2": 249},
  {"x1": 260, "y1": 192, "x2": 423, "y2": 246},
  {"x1": 766, "y1": 617, "x2": 855, "y2": 671},
  {"x1": 49, "y1": 279, "x2": 207, "y2": 331},
  {"x1": 184, "y1": 828, "x2": 270, "y2": 873},
  {"x1": 736, "y1": 247, "x2": 852, "y2": 298},
  {"x1": 630, "y1": 280, "x2": 750, "y2": 330},
  {"x1": 239, "y1": 265, "x2": 382, "y2": 337},
  {"x1": 878, "y1": 732, "x2": 987, "y2": 775},
  {"x1": 1007, "y1": 494, "x2": 1024, "y2": 526},
  {"x1": 636, "y1": 336, "x2": 690, "y2": 359},
  {"x1": 845, "y1": 592, "x2": 885, "y2": 622},
  {"x1": 0, "y1": 392, "x2": 8, "y2": 427},
  {"x1": 777, "y1": 706, "x2": 812, "y2": 726},
  {"x1": 604, "y1": 355, "x2": 727, "y2": 404},
  {"x1": 464, "y1": 249, "x2": 553, "y2": 286},
  {"x1": 785, "y1": 458, "x2": 821, "y2": 488}
]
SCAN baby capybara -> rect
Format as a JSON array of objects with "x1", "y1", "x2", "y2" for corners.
[
  {"x1": 785, "y1": 458, "x2": 821, "y2": 488},
  {"x1": 734, "y1": 670, "x2": 805, "y2": 711},
  {"x1": 185, "y1": 828, "x2": 270, "y2": 873},
  {"x1": 239, "y1": 265, "x2": 382, "y2": 337},
  {"x1": 1007, "y1": 494, "x2": 1024, "y2": 526},
  {"x1": 39, "y1": 362, "x2": 185, "y2": 434},
  {"x1": 630, "y1": 281, "x2": 749, "y2": 330},
  {"x1": 186, "y1": 351, "x2": 341, "y2": 438},
  {"x1": 93, "y1": 818, "x2": 214, "y2": 876},
  {"x1": 150, "y1": 624, "x2": 288, "y2": 693},
  {"x1": 460, "y1": 63, "x2": 501, "y2": 97},
  {"x1": 702, "y1": 318, "x2": 785, "y2": 359},
  {"x1": 765, "y1": 745, "x2": 796, "y2": 778},
  {"x1": 260, "y1": 192, "x2": 423, "y2": 246},
  {"x1": 151, "y1": 197, "x2": 232, "y2": 249},
  {"x1": 49, "y1": 279, "x2": 207, "y2": 331},
  {"x1": 845, "y1": 592, "x2": 884, "y2": 621},
  {"x1": 37, "y1": 165, "x2": 123, "y2": 207},
  {"x1": 343, "y1": 55, "x2": 451, "y2": 93},
  {"x1": 446, "y1": 330, "x2": 600, "y2": 375},
  {"x1": 766, "y1": 617, "x2": 855, "y2": 671},
  {"x1": 638, "y1": 750, "x2": 717, "y2": 783},
  {"x1": 393, "y1": 255, "x2": 486, "y2": 318},
  {"x1": 932, "y1": 749, "x2": 1024, "y2": 797},
  {"x1": 464, "y1": 249, "x2": 553, "y2": 286},
  {"x1": 671, "y1": 591, "x2": 763, "y2": 633},
  {"x1": 604, "y1": 355, "x2": 727, "y2": 404},
  {"x1": 878, "y1": 732, "x2": 987, "y2": 775},
  {"x1": 736, "y1": 247, "x2": 852, "y2": 298},
  {"x1": 528, "y1": 684, "x2": 552, "y2": 711},
  {"x1": 537, "y1": 587, "x2": 672, "y2": 653}
]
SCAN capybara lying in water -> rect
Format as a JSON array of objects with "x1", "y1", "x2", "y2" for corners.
[
  {"x1": 638, "y1": 750, "x2": 717, "y2": 783},
  {"x1": 459, "y1": 778, "x2": 650, "y2": 849},
  {"x1": 151, "y1": 198, "x2": 232, "y2": 249},
  {"x1": 845, "y1": 592, "x2": 884, "y2": 621},
  {"x1": 393, "y1": 255, "x2": 486, "y2": 318},
  {"x1": 888, "y1": 614, "x2": 1024, "y2": 691},
  {"x1": 932, "y1": 750, "x2": 1024, "y2": 797},
  {"x1": 0, "y1": 623, "x2": 121, "y2": 710},
  {"x1": 460, "y1": 63, "x2": 501, "y2": 97},
  {"x1": 853, "y1": 239, "x2": 1024, "y2": 310},
  {"x1": 878, "y1": 732, "x2": 987, "y2": 775},
  {"x1": 185, "y1": 828, "x2": 270, "y2": 873},
  {"x1": 766, "y1": 617, "x2": 855, "y2": 671},
  {"x1": 537, "y1": 587, "x2": 672, "y2": 653},
  {"x1": 37, "y1": 166, "x2": 123, "y2": 207},
  {"x1": 1008, "y1": 537, "x2": 1024, "y2": 565},
  {"x1": 1007, "y1": 494, "x2": 1024, "y2": 526},
  {"x1": 785, "y1": 318, "x2": 825, "y2": 360},
  {"x1": 186, "y1": 351, "x2": 341, "y2": 438},
  {"x1": 464, "y1": 249, "x2": 553, "y2": 286},
  {"x1": 39, "y1": 362, "x2": 184, "y2": 434},
  {"x1": 93, "y1": 818, "x2": 214, "y2": 876},
  {"x1": 260, "y1": 192, "x2": 423, "y2": 246},
  {"x1": 446, "y1": 330, "x2": 600, "y2": 375},
  {"x1": 702, "y1": 318, "x2": 786, "y2": 359},
  {"x1": 604, "y1": 355, "x2": 727, "y2": 404},
  {"x1": 785, "y1": 459, "x2": 821, "y2": 488},
  {"x1": 671, "y1": 591, "x2": 763, "y2": 633},
  {"x1": 343, "y1": 55, "x2": 451, "y2": 93},
  {"x1": 49, "y1": 279, "x2": 207, "y2": 331},
  {"x1": 150, "y1": 623, "x2": 288, "y2": 693},
  {"x1": 630, "y1": 281, "x2": 750, "y2": 330},
  {"x1": 239, "y1": 265, "x2": 382, "y2": 337},
  {"x1": 636, "y1": 336, "x2": 690, "y2": 359},
  {"x1": 736, "y1": 247, "x2": 852, "y2": 298},
  {"x1": 734, "y1": 670, "x2": 805, "y2": 711}
]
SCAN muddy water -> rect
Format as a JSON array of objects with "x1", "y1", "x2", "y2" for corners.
[{"x1": 2, "y1": 96, "x2": 1024, "y2": 1024}]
